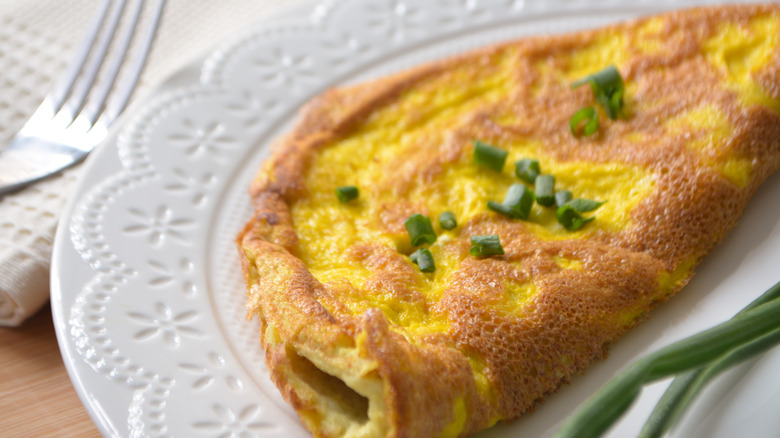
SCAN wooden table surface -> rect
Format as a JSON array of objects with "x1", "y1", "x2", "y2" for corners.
[{"x1": 0, "y1": 305, "x2": 99, "y2": 437}]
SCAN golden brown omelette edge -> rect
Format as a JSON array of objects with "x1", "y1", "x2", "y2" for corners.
[{"x1": 237, "y1": 4, "x2": 780, "y2": 438}]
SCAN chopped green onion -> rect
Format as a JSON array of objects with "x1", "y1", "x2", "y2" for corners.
[
  {"x1": 514, "y1": 158, "x2": 541, "y2": 183},
  {"x1": 335, "y1": 185, "x2": 359, "y2": 203},
  {"x1": 473, "y1": 140, "x2": 508, "y2": 171},
  {"x1": 504, "y1": 184, "x2": 535, "y2": 215},
  {"x1": 487, "y1": 183, "x2": 535, "y2": 220},
  {"x1": 556, "y1": 204, "x2": 594, "y2": 230},
  {"x1": 570, "y1": 106, "x2": 599, "y2": 136},
  {"x1": 566, "y1": 198, "x2": 606, "y2": 213},
  {"x1": 555, "y1": 190, "x2": 573, "y2": 207},
  {"x1": 486, "y1": 201, "x2": 513, "y2": 217},
  {"x1": 410, "y1": 248, "x2": 436, "y2": 273},
  {"x1": 535, "y1": 174, "x2": 556, "y2": 207},
  {"x1": 439, "y1": 211, "x2": 457, "y2": 230},
  {"x1": 469, "y1": 234, "x2": 505, "y2": 257},
  {"x1": 405, "y1": 214, "x2": 436, "y2": 246},
  {"x1": 571, "y1": 65, "x2": 625, "y2": 120}
]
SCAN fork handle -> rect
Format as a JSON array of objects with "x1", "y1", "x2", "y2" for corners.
[{"x1": 0, "y1": 136, "x2": 88, "y2": 196}]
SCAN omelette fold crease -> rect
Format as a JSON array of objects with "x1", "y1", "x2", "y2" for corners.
[{"x1": 237, "y1": 4, "x2": 780, "y2": 437}]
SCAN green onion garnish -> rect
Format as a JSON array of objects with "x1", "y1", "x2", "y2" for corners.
[
  {"x1": 570, "y1": 106, "x2": 599, "y2": 136},
  {"x1": 410, "y1": 248, "x2": 435, "y2": 273},
  {"x1": 335, "y1": 185, "x2": 359, "y2": 203},
  {"x1": 555, "y1": 190, "x2": 573, "y2": 207},
  {"x1": 571, "y1": 65, "x2": 626, "y2": 120},
  {"x1": 556, "y1": 204, "x2": 594, "y2": 231},
  {"x1": 439, "y1": 211, "x2": 457, "y2": 230},
  {"x1": 566, "y1": 198, "x2": 606, "y2": 213},
  {"x1": 535, "y1": 174, "x2": 556, "y2": 207},
  {"x1": 404, "y1": 214, "x2": 436, "y2": 246},
  {"x1": 514, "y1": 158, "x2": 541, "y2": 183},
  {"x1": 486, "y1": 201, "x2": 513, "y2": 218},
  {"x1": 487, "y1": 183, "x2": 535, "y2": 220},
  {"x1": 469, "y1": 234, "x2": 505, "y2": 257},
  {"x1": 473, "y1": 140, "x2": 508, "y2": 171}
]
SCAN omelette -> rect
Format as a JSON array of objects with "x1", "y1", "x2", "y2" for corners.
[{"x1": 236, "y1": 4, "x2": 780, "y2": 438}]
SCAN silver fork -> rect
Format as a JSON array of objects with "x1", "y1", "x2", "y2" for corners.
[{"x1": 0, "y1": 0, "x2": 166, "y2": 196}]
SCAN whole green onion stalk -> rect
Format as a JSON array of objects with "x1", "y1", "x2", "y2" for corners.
[
  {"x1": 554, "y1": 280, "x2": 780, "y2": 438},
  {"x1": 639, "y1": 281, "x2": 780, "y2": 437}
]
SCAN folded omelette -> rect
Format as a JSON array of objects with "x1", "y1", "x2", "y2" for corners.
[{"x1": 236, "y1": 4, "x2": 780, "y2": 437}]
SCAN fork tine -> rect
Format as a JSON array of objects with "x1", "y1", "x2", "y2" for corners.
[
  {"x1": 47, "y1": 0, "x2": 112, "y2": 112},
  {"x1": 80, "y1": 0, "x2": 145, "y2": 126},
  {"x1": 62, "y1": 0, "x2": 128, "y2": 125},
  {"x1": 100, "y1": 0, "x2": 166, "y2": 126}
]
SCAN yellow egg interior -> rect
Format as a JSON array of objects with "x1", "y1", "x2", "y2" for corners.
[
  {"x1": 634, "y1": 17, "x2": 666, "y2": 55},
  {"x1": 663, "y1": 103, "x2": 753, "y2": 187},
  {"x1": 293, "y1": 42, "x2": 656, "y2": 341},
  {"x1": 703, "y1": 14, "x2": 780, "y2": 112}
]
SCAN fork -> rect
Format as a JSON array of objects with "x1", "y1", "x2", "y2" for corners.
[{"x1": 0, "y1": 0, "x2": 166, "y2": 196}]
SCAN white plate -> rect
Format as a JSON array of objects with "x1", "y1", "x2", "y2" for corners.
[{"x1": 51, "y1": 0, "x2": 780, "y2": 437}]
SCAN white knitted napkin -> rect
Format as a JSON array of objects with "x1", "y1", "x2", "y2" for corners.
[{"x1": 0, "y1": 0, "x2": 294, "y2": 326}]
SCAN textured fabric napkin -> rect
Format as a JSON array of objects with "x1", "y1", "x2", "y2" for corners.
[{"x1": 0, "y1": 0, "x2": 294, "y2": 326}]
